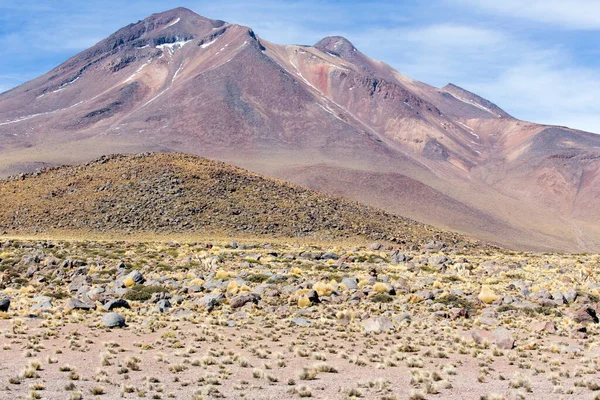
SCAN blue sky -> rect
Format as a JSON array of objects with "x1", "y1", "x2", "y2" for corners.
[{"x1": 1, "y1": 0, "x2": 599, "y2": 133}]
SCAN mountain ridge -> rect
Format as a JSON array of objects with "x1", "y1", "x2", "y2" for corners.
[{"x1": 0, "y1": 7, "x2": 598, "y2": 252}]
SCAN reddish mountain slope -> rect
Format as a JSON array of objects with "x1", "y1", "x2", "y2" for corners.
[{"x1": 1, "y1": 7, "x2": 599, "y2": 251}]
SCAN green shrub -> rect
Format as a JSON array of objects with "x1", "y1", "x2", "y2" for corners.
[
  {"x1": 371, "y1": 294, "x2": 393, "y2": 303},
  {"x1": 246, "y1": 274, "x2": 269, "y2": 283},
  {"x1": 124, "y1": 285, "x2": 168, "y2": 302}
]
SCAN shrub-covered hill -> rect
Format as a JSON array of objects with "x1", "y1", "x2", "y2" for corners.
[{"x1": 0, "y1": 153, "x2": 480, "y2": 248}]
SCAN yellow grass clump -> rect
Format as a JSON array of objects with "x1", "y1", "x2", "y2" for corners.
[
  {"x1": 372, "y1": 282, "x2": 389, "y2": 294},
  {"x1": 123, "y1": 276, "x2": 135, "y2": 288},
  {"x1": 239, "y1": 284, "x2": 252, "y2": 292},
  {"x1": 215, "y1": 270, "x2": 235, "y2": 280},
  {"x1": 298, "y1": 295, "x2": 311, "y2": 308},
  {"x1": 227, "y1": 281, "x2": 239, "y2": 294},
  {"x1": 191, "y1": 278, "x2": 205, "y2": 287},
  {"x1": 478, "y1": 285, "x2": 498, "y2": 304},
  {"x1": 313, "y1": 281, "x2": 335, "y2": 297},
  {"x1": 291, "y1": 267, "x2": 303, "y2": 276}
]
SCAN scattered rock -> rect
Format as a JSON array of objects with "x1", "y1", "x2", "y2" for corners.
[
  {"x1": 0, "y1": 298, "x2": 10, "y2": 312},
  {"x1": 230, "y1": 293, "x2": 260, "y2": 309},
  {"x1": 103, "y1": 299, "x2": 130, "y2": 311},
  {"x1": 155, "y1": 299, "x2": 172, "y2": 313},
  {"x1": 533, "y1": 321, "x2": 557, "y2": 334},
  {"x1": 571, "y1": 307, "x2": 599, "y2": 324},
  {"x1": 102, "y1": 312, "x2": 126, "y2": 328},
  {"x1": 128, "y1": 270, "x2": 145, "y2": 285},
  {"x1": 493, "y1": 327, "x2": 515, "y2": 349},
  {"x1": 65, "y1": 298, "x2": 95, "y2": 311},
  {"x1": 290, "y1": 317, "x2": 311, "y2": 327}
]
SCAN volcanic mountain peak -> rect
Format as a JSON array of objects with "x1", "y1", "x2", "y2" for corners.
[
  {"x1": 1, "y1": 8, "x2": 599, "y2": 252},
  {"x1": 314, "y1": 36, "x2": 357, "y2": 56}
]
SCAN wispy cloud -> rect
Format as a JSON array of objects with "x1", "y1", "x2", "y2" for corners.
[{"x1": 452, "y1": 0, "x2": 600, "y2": 30}]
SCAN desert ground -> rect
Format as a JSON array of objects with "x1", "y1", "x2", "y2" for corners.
[{"x1": 0, "y1": 237, "x2": 599, "y2": 399}]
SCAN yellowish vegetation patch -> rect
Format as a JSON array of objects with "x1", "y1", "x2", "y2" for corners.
[{"x1": 478, "y1": 285, "x2": 498, "y2": 304}]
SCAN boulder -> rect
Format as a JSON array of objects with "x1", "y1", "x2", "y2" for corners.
[
  {"x1": 155, "y1": 299, "x2": 172, "y2": 313},
  {"x1": 103, "y1": 299, "x2": 130, "y2": 311},
  {"x1": 102, "y1": 312, "x2": 126, "y2": 328},
  {"x1": 0, "y1": 298, "x2": 10, "y2": 312},
  {"x1": 571, "y1": 307, "x2": 599, "y2": 324},
  {"x1": 341, "y1": 277, "x2": 359, "y2": 290},
  {"x1": 493, "y1": 327, "x2": 515, "y2": 349},
  {"x1": 65, "y1": 298, "x2": 95, "y2": 311},
  {"x1": 128, "y1": 270, "x2": 145, "y2": 285},
  {"x1": 230, "y1": 293, "x2": 260, "y2": 309},
  {"x1": 533, "y1": 321, "x2": 557, "y2": 334}
]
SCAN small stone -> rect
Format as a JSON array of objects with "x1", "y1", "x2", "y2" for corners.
[
  {"x1": 102, "y1": 312, "x2": 126, "y2": 328},
  {"x1": 291, "y1": 317, "x2": 311, "y2": 327}
]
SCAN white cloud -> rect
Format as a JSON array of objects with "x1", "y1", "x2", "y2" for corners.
[
  {"x1": 471, "y1": 63, "x2": 600, "y2": 133},
  {"x1": 452, "y1": 0, "x2": 600, "y2": 30}
]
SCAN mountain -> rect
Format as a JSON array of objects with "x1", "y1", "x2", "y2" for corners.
[
  {"x1": 0, "y1": 153, "x2": 479, "y2": 249},
  {"x1": 1, "y1": 7, "x2": 599, "y2": 251}
]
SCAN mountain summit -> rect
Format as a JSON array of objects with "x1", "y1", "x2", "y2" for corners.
[{"x1": 1, "y1": 8, "x2": 599, "y2": 251}]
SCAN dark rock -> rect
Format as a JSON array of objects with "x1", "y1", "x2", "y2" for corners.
[
  {"x1": 0, "y1": 298, "x2": 10, "y2": 312},
  {"x1": 230, "y1": 293, "x2": 260, "y2": 309},
  {"x1": 571, "y1": 307, "x2": 599, "y2": 324},
  {"x1": 103, "y1": 299, "x2": 130, "y2": 311}
]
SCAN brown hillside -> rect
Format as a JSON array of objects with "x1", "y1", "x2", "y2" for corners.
[{"x1": 0, "y1": 153, "x2": 479, "y2": 248}]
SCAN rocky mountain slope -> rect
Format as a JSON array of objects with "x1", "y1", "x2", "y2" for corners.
[
  {"x1": 0, "y1": 153, "x2": 477, "y2": 248},
  {"x1": 0, "y1": 7, "x2": 599, "y2": 251}
]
